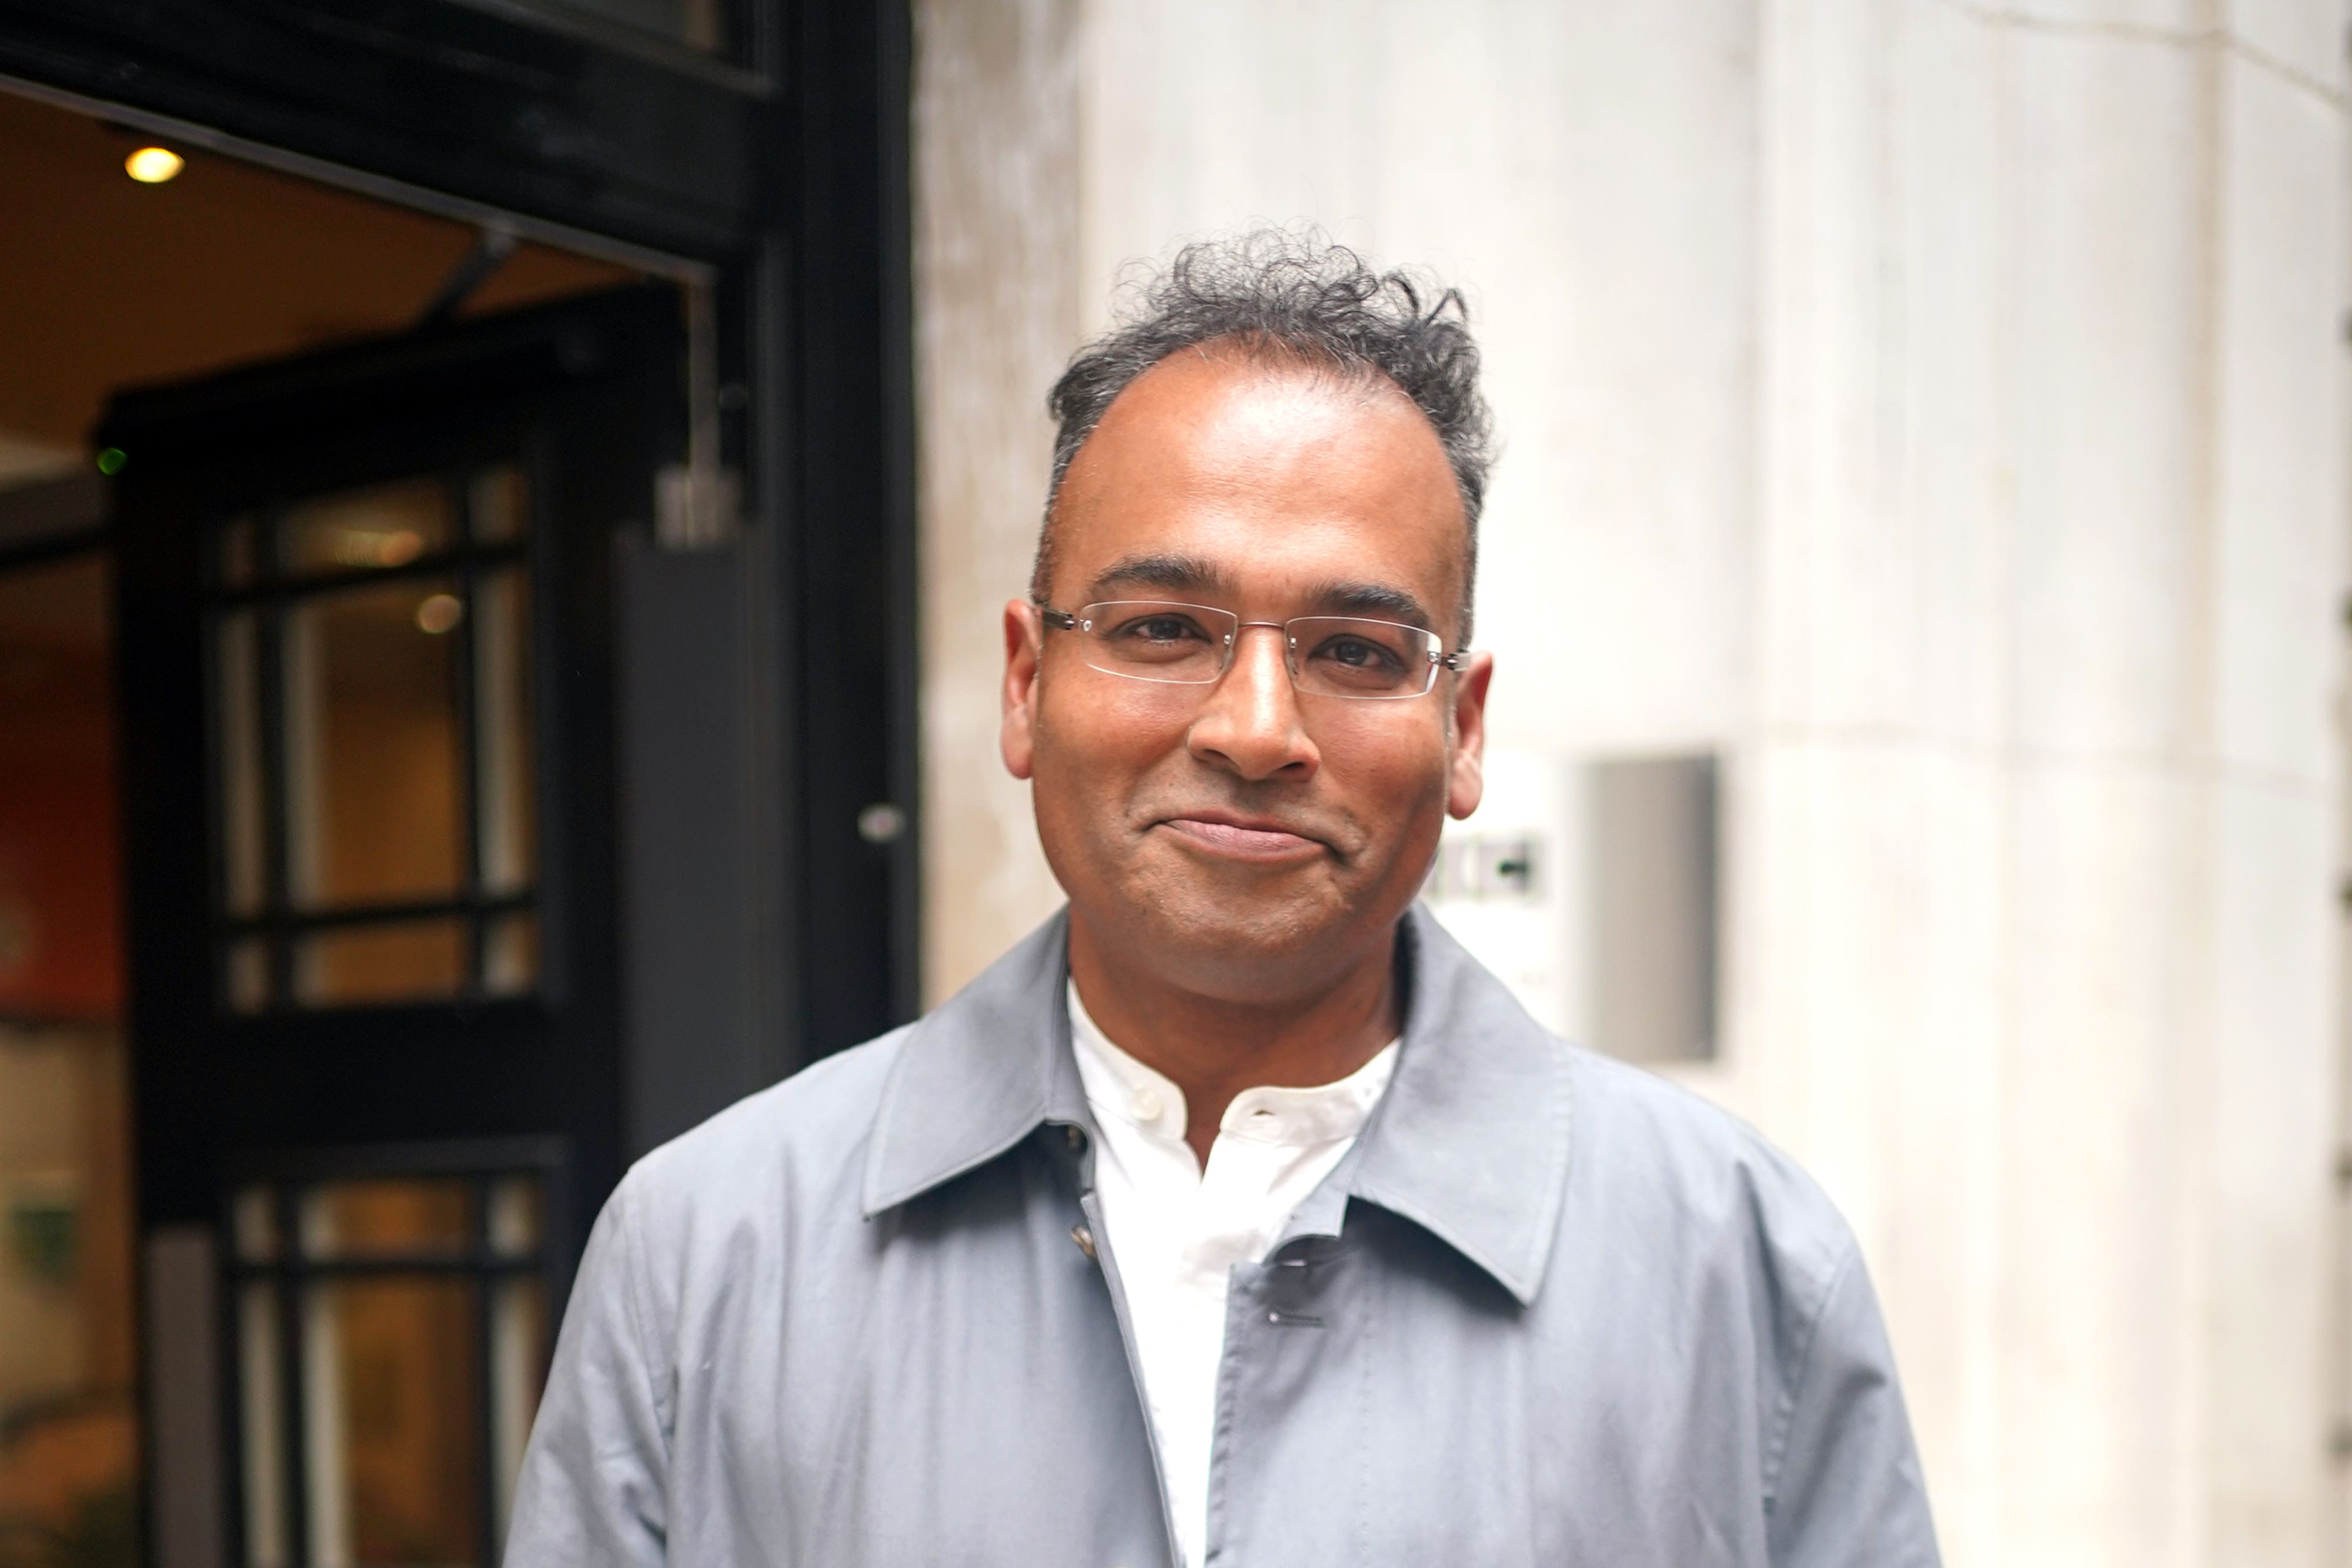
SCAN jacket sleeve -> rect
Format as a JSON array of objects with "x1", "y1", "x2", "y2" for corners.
[
  {"x1": 1765, "y1": 1243, "x2": 1942, "y2": 1568},
  {"x1": 503, "y1": 1175, "x2": 671, "y2": 1568}
]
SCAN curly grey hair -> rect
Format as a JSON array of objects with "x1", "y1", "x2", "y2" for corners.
[{"x1": 1035, "y1": 230, "x2": 1494, "y2": 641}]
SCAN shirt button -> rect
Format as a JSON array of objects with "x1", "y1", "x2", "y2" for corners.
[{"x1": 1130, "y1": 1084, "x2": 1162, "y2": 1123}]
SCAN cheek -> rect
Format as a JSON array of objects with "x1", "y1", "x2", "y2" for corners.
[
  {"x1": 1318, "y1": 723, "x2": 1456, "y2": 856},
  {"x1": 1321, "y1": 710, "x2": 1452, "y2": 793},
  {"x1": 1028, "y1": 676, "x2": 1192, "y2": 825}
]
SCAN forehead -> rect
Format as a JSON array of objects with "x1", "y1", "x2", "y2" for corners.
[{"x1": 1051, "y1": 349, "x2": 1469, "y2": 630}]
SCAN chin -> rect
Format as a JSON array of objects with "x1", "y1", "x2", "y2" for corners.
[{"x1": 1114, "y1": 880, "x2": 1388, "y2": 1003}]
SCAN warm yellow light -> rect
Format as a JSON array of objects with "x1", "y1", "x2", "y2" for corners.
[
  {"x1": 125, "y1": 146, "x2": 184, "y2": 184},
  {"x1": 415, "y1": 593, "x2": 465, "y2": 635},
  {"x1": 332, "y1": 527, "x2": 425, "y2": 568}
]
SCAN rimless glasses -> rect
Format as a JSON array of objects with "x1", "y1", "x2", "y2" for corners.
[{"x1": 1037, "y1": 599, "x2": 1469, "y2": 701}]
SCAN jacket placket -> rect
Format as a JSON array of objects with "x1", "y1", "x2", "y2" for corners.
[{"x1": 1055, "y1": 1116, "x2": 1188, "y2": 1568}]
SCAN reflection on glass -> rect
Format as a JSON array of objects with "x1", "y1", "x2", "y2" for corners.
[
  {"x1": 485, "y1": 1177, "x2": 542, "y2": 1258},
  {"x1": 211, "y1": 461, "x2": 542, "y2": 1014},
  {"x1": 308, "y1": 1278, "x2": 482, "y2": 1568},
  {"x1": 475, "y1": 568, "x2": 536, "y2": 895},
  {"x1": 483, "y1": 914, "x2": 539, "y2": 997},
  {"x1": 293, "y1": 921, "x2": 467, "y2": 1007},
  {"x1": 228, "y1": 937, "x2": 272, "y2": 1015},
  {"x1": 240, "y1": 1282, "x2": 288, "y2": 1568},
  {"x1": 490, "y1": 1274, "x2": 547, "y2": 1544},
  {"x1": 302, "y1": 1278, "x2": 345, "y2": 1568},
  {"x1": 232, "y1": 1174, "x2": 549, "y2": 1568},
  {"x1": 279, "y1": 479, "x2": 452, "y2": 578},
  {"x1": 218, "y1": 609, "x2": 266, "y2": 918},
  {"x1": 468, "y1": 465, "x2": 526, "y2": 546},
  {"x1": 222, "y1": 514, "x2": 260, "y2": 589},
  {"x1": 233, "y1": 1186, "x2": 279, "y2": 1263},
  {"x1": 0, "y1": 551, "x2": 141, "y2": 1560},
  {"x1": 282, "y1": 579, "x2": 463, "y2": 908},
  {"x1": 299, "y1": 1180, "x2": 469, "y2": 1259},
  {"x1": 549, "y1": 0, "x2": 727, "y2": 54}
]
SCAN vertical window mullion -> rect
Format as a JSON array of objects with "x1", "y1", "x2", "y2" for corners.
[
  {"x1": 469, "y1": 1179, "x2": 500, "y2": 1568},
  {"x1": 257, "y1": 514, "x2": 293, "y2": 1011},
  {"x1": 273, "y1": 1185, "x2": 311, "y2": 1568},
  {"x1": 453, "y1": 471, "x2": 486, "y2": 993}
]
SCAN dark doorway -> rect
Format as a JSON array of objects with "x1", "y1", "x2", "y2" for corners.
[
  {"x1": 0, "y1": 3, "x2": 914, "y2": 1563},
  {"x1": 108, "y1": 284, "x2": 683, "y2": 1568}
]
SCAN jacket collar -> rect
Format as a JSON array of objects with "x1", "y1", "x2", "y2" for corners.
[{"x1": 859, "y1": 904, "x2": 1572, "y2": 1306}]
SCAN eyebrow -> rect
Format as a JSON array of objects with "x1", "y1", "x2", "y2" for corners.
[
  {"x1": 1302, "y1": 579, "x2": 1434, "y2": 630},
  {"x1": 1085, "y1": 552, "x2": 1225, "y2": 599}
]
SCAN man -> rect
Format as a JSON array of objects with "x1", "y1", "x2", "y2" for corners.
[{"x1": 507, "y1": 233, "x2": 1940, "y2": 1566}]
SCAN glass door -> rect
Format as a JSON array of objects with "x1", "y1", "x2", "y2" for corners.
[
  {"x1": 108, "y1": 286, "x2": 681, "y2": 1568},
  {"x1": 0, "y1": 527, "x2": 137, "y2": 1568}
]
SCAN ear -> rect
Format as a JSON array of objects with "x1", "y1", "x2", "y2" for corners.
[
  {"x1": 1446, "y1": 651, "x2": 1494, "y2": 820},
  {"x1": 1001, "y1": 599, "x2": 1046, "y2": 780}
]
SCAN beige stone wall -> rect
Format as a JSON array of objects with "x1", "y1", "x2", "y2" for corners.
[
  {"x1": 911, "y1": 0, "x2": 1080, "y2": 999},
  {"x1": 913, "y1": 3, "x2": 2352, "y2": 1561},
  {"x1": 1730, "y1": 9, "x2": 2350, "y2": 1562}
]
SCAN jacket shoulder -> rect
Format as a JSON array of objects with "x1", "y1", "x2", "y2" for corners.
[
  {"x1": 1562, "y1": 1044, "x2": 1856, "y2": 1300},
  {"x1": 619, "y1": 1023, "x2": 913, "y2": 1229}
]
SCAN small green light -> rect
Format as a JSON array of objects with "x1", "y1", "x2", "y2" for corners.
[{"x1": 95, "y1": 448, "x2": 126, "y2": 476}]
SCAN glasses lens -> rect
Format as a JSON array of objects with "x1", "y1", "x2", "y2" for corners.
[
  {"x1": 1078, "y1": 601, "x2": 1233, "y2": 684},
  {"x1": 1288, "y1": 617, "x2": 1434, "y2": 698}
]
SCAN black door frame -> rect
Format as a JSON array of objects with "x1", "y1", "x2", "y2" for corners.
[{"x1": 0, "y1": 0, "x2": 923, "y2": 1065}]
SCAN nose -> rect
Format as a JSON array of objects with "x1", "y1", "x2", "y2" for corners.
[{"x1": 1186, "y1": 623, "x2": 1319, "y2": 783}]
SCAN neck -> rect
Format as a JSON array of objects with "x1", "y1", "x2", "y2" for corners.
[{"x1": 1066, "y1": 912, "x2": 1401, "y2": 1170}]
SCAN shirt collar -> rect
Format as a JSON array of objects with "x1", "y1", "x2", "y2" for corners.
[
  {"x1": 859, "y1": 904, "x2": 1572, "y2": 1306},
  {"x1": 1067, "y1": 979, "x2": 1398, "y2": 1148}
]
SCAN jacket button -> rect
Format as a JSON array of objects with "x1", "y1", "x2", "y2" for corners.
[{"x1": 1070, "y1": 1223, "x2": 1097, "y2": 1261}]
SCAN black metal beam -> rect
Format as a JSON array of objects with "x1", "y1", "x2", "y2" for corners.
[
  {"x1": 779, "y1": 0, "x2": 919, "y2": 1058},
  {"x1": 0, "y1": 0, "x2": 763, "y2": 258}
]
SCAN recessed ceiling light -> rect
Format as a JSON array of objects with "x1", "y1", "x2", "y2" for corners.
[{"x1": 125, "y1": 146, "x2": 184, "y2": 184}]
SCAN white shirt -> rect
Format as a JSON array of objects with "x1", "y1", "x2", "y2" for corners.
[{"x1": 1067, "y1": 982, "x2": 1399, "y2": 1568}]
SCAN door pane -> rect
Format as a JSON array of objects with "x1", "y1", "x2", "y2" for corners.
[
  {"x1": 0, "y1": 552, "x2": 137, "y2": 1568},
  {"x1": 238, "y1": 1281, "x2": 289, "y2": 1568},
  {"x1": 279, "y1": 480, "x2": 453, "y2": 579},
  {"x1": 233, "y1": 1172, "x2": 550, "y2": 1568},
  {"x1": 309, "y1": 1277, "x2": 481, "y2": 1568},
  {"x1": 482, "y1": 915, "x2": 538, "y2": 997},
  {"x1": 217, "y1": 609, "x2": 266, "y2": 920},
  {"x1": 473, "y1": 569, "x2": 535, "y2": 896},
  {"x1": 489, "y1": 1274, "x2": 546, "y2": 1544},
  {"x1": 226, "y1": 937, "x2": 271, "y2": 1015},
  {"x1": 221, "y1": 514, "x2": 261, "y2": 590},
  {"x1": 466, "y1": 466, "x2": 526, "y2": 547},
  {"x1": 300, "y1": 1181, "x2": 469, "y2": 1259},
  {"x1": 541, "y1": 0, "x2": 731, "y2": 54},
  {"x1": 282, "y1": 580, "x2": 464, "y2": 910},
  {"x1": 293, "y1": 921, "x2": 467, "y2": 1008}
]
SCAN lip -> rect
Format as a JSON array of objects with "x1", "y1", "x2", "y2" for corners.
[{"x1": 1155, "y1": 811, "x2": 1328, "y2": 861}]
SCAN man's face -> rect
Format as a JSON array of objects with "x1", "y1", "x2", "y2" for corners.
[{"x1": 1001, "y1": 348, "x2": 1493, "y2": 1002}]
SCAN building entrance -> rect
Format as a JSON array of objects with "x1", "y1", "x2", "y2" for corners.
[
  {"x1": 111, "y1": 284, "x2": 686, "y2": 1568},
  {"x1": 0, "y1": 90, "x2": 670, "y2": 1568},
  {"x1": 0, "y1": 7, "x2": 914, "y2": 1556}
]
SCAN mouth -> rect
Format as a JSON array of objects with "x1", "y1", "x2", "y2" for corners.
[{"x1": 1154, "y1": 811, "x2": 1329, "y2": 862}]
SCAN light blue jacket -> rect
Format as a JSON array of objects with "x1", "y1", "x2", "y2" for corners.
[{"x1": 506, "y1": 906, "x2": 1940, "y2": 1566}]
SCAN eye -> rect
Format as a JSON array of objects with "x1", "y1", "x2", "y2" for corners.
[
  {"x1": 1311, "y1": 634, "x2": 1406, "y2": 674},
  {"x1": 1105, "y1": 611, "x2": 1204, "y2": 639}
]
